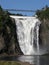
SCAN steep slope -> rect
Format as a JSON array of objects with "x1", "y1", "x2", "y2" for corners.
[{"x1": 0, "y1": 6, "x2": 23, "y2": 55}]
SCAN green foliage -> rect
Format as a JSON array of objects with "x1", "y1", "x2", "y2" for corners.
[
  {"x1": 36, "y1": 5, "x2": 49, "y2": 20},
  {"x1": 0, "y1": 6, "x2": 14, "y2": 34},
  {"x1": 0, "y1": 6, "x2": 23, "y2": 54},
  {"x1": 0, "y1": 6, "x2": 16, "y2": 54}
]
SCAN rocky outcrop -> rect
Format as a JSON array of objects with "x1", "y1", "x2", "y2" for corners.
[
  {"x1": 0, "y1": 6, "x2": 23, "y2": 55},
  {"x1": 0, "y1": 35, "x2": 5, "y2": 51},
  {"x1": 36, "y1": 6, "x2": 49, "y2": 50},
  {"x1": 39, "y1": 19, "x2": 49, "y2": 50},
  {"x1": 0, "y1": 17, "x2": 23, "y2": 55}
]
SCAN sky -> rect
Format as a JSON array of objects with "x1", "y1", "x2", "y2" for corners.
[{"x1": 0, "y1": 0, "x2": 49, "y2": 16}]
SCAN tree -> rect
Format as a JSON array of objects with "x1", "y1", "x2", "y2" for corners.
[{"x1": 36, "y1": 5, "x2": 49, "y2": 20}]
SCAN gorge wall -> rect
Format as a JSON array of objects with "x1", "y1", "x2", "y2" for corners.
[
  {"x1": 39, "y1": 19, "x2": 49, "y2": 52},
  {"x1": 0, "y1": 6, "x2": 49, "y2": 55},
  {"x1": 0, "y1": 17, "x2": 23, "y2": 55}
]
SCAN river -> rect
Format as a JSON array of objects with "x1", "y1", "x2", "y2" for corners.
[{"x1": 0, "y1": 55, "x2": 49, "y2": 65}]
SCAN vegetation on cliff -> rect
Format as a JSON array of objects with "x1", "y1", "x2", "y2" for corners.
[
  {"x1": 36, "y1": 5, "x2": 49, "y2": 20},
  {"x1": 0, "y1": 6, "x2": 23, "y2": 55},
  {"x1": 36, "y1": 5, "x2": 49, "y2": 46}
]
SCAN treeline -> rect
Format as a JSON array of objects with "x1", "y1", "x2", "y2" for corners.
[{"x1": 36, "y1": 5, "x2": 49, "y2": 20}]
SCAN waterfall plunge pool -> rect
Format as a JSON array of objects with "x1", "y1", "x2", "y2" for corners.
[{"x1": 0, "y1": 55, "x2": 49, "y2": 65}]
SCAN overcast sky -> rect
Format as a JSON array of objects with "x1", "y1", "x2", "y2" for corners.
[{"x1": 0, "y1": 0, "x2": 49, "y2": 16}]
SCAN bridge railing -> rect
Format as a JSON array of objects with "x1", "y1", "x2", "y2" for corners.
[{"x1": 3, "y1": 9, "x2": 36, "y2": 12}]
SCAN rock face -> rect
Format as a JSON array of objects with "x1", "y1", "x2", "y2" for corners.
[
  {"x1": 0, "y1": 6, "x2": 23, "y2": 55},
  {"x1": 36, "y1": 6, "x2": 49, "y2": 53},
  {"x1": 0, "y1": 18, "x2": 23, "y2": 55},
  {"x1": 0, "y1": 35, "x2": 5, "y2": 51},
  {"x1": 39, "y1": 19, "x2": 49, "y2": 51}
]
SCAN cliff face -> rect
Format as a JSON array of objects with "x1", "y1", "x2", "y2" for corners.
[
  {"x1": 0, "y1": 17, "x2": 23, "y2": 55},
  {"x1": 36, "y1": 6, "x2": 49, "y2": 50},
  {"x1": 39, "y1": 19, "x2": 49, "y2": 49},
  {"x1": 1, "y1": 19, "x2": 23, "y2": 55},
  {"x1": 0, "y1": 6, "x2": 23, "y2": 55}
]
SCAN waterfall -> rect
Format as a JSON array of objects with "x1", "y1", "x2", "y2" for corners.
[
  {"x1": 10, "y1": 16, "x2": 41, "y2": 55},
  {"x1": 36, "y1": 22, "x2": 40, "y2": 53},
  {"x1": 37, "y1": 25, "x2": 39, "y2": 53}
]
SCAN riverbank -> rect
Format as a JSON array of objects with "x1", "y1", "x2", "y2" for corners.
[
  {"x1": 0, "y1": 61, "x2": 33, "y2": 65},
  {"x1": 0, "y1": 54, "x2": 34, "y2": 65}
]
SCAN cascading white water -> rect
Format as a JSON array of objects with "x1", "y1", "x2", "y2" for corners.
[
  {"x1": 36, "y1": 22, "x2": 40, "y2": 53},
  {"x1": 37, "y1": 25, "x2": 39, "y2": 53},
  {"x1": 10, "y1": 16, "x2": 41, "y2": 55}
]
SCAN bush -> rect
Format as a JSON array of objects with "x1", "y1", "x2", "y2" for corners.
[{"x1": 36, "y1": 5, "x2": 49, "y2": 20}]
